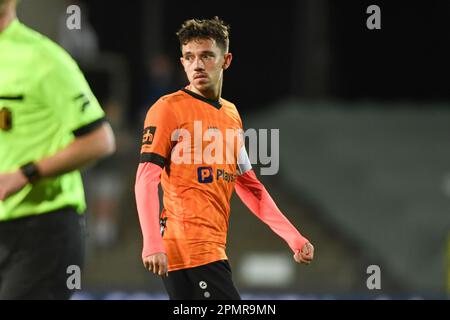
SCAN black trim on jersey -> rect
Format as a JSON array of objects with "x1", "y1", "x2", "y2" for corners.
[
  {"x1": 181, "y1": 88, "x2": 222, "y2": 110},
  {"x1": 0, "y1": 95, "x2": 24, "y2": 101},
  {"x1": 140, "y1": 152, "x2": 167, "y2": 168},
  {"x1": 73, "y1": 117, "x2": 106, "y2": 137}
]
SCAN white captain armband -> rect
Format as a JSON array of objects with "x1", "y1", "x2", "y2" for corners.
[{"x1": 237, "y1": 145, "x2": 252, "y2": 175}]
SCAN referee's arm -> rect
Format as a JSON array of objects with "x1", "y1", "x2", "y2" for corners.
[
  {"x1": 36, "y1": 120, "x2": 115, "y2": 178},
  {"x1": 0, "y1": 121, "x2": 115, "y2": 200}
]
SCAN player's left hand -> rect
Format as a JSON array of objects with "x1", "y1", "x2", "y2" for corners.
[
  {"x1": 0, "y1": 170, "x2": 29, "y2": 201},
  {"x1": 294, "y1": 242, "x2": 314, "y2": 265}
]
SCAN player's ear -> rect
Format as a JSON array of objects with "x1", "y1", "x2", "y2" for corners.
[{"x1": 223, "y1": 53, "x2": 232, "y2": 70}]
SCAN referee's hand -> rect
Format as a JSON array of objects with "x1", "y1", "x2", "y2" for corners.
[
  {"x1": 293, "y1": 242, "x2": 314, "y2": 265},
  {"x1": 0, "y1": 171, "x2": 28, "y2": 201},
  {"x1": 143, "y1": 253, "x2": 168, "y2": 277}
]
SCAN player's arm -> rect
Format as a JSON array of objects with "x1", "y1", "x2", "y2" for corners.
[
  {"x1": 134, "y1": 99, "x2": 176, "y2": 277},
  {"x1": 135, "y1": 162, "x2": 168, "y2": 276},
  {"x1": 234, "y1": 146, "x2": 314, "y2": 264}
]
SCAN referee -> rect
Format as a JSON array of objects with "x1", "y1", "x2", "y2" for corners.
[{"x1": 0, "y1": 0, "x2": 115, "y2": 299}]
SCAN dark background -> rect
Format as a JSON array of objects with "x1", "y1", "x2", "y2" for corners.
[{"x1": 86, "y1": 0, "x2": 450, "y2": 119}]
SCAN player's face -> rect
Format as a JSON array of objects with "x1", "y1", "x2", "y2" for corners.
[{"x1": 180, "y1": 38, "x2": 232, "y2": 97}]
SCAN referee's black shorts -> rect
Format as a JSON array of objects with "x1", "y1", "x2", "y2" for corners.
[
  {"x1": 0, "y1": 207, "x2": 85, "y2": 300},
  {"x1": 162, "y1": 260, "x2": 241, "y2": 300}
]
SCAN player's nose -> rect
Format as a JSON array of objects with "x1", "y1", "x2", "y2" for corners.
[
  {"x1": 194, "y1": 65, "x2": 205, "y2": 71},
  {"x1": 194, "y1": 58, "x2": 205, "y2": 70}
]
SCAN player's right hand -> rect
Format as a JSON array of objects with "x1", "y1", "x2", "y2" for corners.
[{"x1": 143, "y1": 253, "x2": 168, "y2": 277}]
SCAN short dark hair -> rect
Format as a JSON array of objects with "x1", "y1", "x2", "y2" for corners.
[{"x1": 176, "y1": 16, "x2": 230, "y2": 53}]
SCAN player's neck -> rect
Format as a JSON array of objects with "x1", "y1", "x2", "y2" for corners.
[
  {"x1": 0, "y1": 6, "x2": 16, "y2": 33},
  {"x1": 188, "y1": 85, "x2": 221, "y2": 102}
]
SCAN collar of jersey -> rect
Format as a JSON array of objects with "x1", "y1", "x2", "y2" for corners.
[
  {"x1": 181, "y1": 88, "x2": 222, "y2": 110},
  {"x1": 0, "y1": 18, "x2": 20, "y2": 39}
]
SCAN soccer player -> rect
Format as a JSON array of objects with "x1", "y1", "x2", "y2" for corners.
[
  {"x1": 135, "y1": 16, "x2": 314, "y2": 300},
  {"x1": 0, "y1": 0, "x2": 115, "y2": 299}
]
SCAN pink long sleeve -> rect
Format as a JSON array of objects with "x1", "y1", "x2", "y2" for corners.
[
  {"x1": 235, "y1": 169, "x2": 309, "y2": 253},
  {"x1": 135, "y1": 162, "x2": 166, "y2": 259}
]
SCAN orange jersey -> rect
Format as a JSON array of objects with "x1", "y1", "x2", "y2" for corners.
[{"x1": 140, "y1": 88, "x2": 243, "y2": 271}]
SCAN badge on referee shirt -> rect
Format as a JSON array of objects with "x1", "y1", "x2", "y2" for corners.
[{"x1": 0, "y1": 107, "x2": 12, "y2": 131}]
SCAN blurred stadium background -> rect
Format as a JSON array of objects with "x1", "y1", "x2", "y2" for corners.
[{"x1": 16, "y1": 0, "x2": 450, "y2": 299}]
